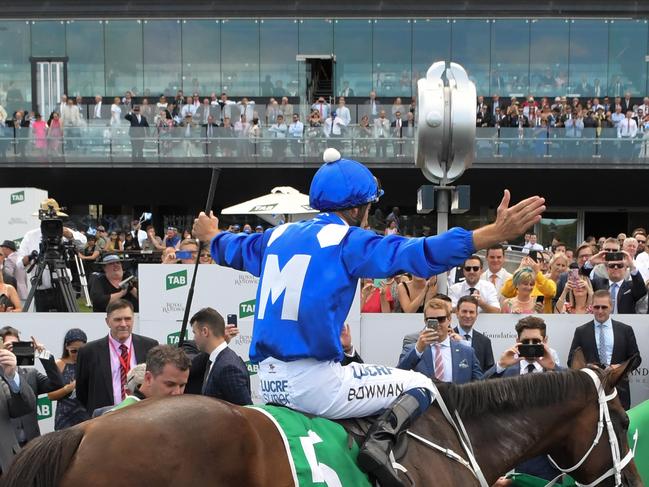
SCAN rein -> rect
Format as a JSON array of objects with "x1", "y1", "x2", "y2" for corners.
[
  {"x1": 545, "y1": 368, "x2": 638, "y2": 487},
  {"x1": 404, "y1": 368, "x2": 637, "y2": 487}
]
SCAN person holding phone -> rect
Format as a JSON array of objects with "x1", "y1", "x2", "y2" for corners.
[
  {"x1": 161, "y1": 238, "x2": 199, "y2": 265},
  {"x1": 554, "y1": 271, "x2": 594, "y2": 314},
  {"x1": 360, "y1": 278, "x2": 393, "y2": 313},
  {"x1": 587, "y1": 249, "x2": 646, "y2": 314},
  {"x1": 500, "y1": 256, "x2": 556, "y2": 313},
  {"x1": 89, "y1": 254, "x2": 138, "y2": 313},
  {"x1": 397, "y1": 298, "x2": 483, "y2": 384}
]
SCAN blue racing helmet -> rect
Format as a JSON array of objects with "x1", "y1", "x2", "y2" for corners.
[{"x1": 309, "y1": 148, "x2": 384, "y2": 211}]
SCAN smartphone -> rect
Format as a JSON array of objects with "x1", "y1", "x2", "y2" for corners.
[
  {"x1": 518, "y1": 343, "x2": 544, "y2": 358},
  {"x1": 175, "y1": 251, "x2": 194, "y2": 260},
  {"x1": 372, "y1": 279, "x2": 384, "y2": 288},
  {"x1": 11, "y1": 341, "x2": 35, "y2": 366},
  {"x1": 528, "y1": 250, "x2": 539, "y2": 262},
  {"x1": 569, "y1": 268, "x2": 579, "y2": 283},
  {"x1": 425, "y1": 318, "x2": 439, "y2": 331},
  {"x1": 227, "y1": 314, "x2": 238, "y2": 326},
  {"x1": 535, "y1": 295, "x2": 545, "y2": 304},
  {"x1": 605, "y1": 251, "x2": 624, "y2": 262}
]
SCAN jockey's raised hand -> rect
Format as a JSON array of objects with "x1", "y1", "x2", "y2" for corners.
[
  {"x1": 192, "y1": 211, "x2": 220, "y2": 244},
  {"x1": 473, "y1": 190, "x2": 546, "y2": 250}
]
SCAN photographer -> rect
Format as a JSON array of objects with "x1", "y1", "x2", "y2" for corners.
[
  {"x1": 0, "y1": 341, "x2": 36, "y2": 474},
  {"x1": 89, "y1": 254, "x2": 138, "y2": 313},
  {"x1": 0, "y1": 327, "x2": 63, "y2": 445},
  {"x1": 17, "y1": 198, "x2": 86, "y2": 312}
]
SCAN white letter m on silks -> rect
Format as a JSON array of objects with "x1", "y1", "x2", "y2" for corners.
[{"x1": 257, "y1": 254, "x2": 311, "y2": 321}]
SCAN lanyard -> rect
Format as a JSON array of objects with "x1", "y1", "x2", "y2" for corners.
[{"x1": 109, "y1": 339, "x2": 132, "y2": 373}]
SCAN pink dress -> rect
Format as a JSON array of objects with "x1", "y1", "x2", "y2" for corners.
[
  {"x1": 48, "y1": 119, "x2": 63, "y2": 152},
  {"x1": 32, "y1": 120, "x2": 47, "y2": 149}
]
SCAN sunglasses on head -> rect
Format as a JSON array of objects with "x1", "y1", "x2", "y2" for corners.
[
  {"x1": 607, "y1": 263, "x2": 625, "y2": 269},
  {"x1": 464, "y1": 266, "x2": 480, "y2": 272}
]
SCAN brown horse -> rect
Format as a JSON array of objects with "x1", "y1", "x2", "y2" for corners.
[{"x1": 1, "y1": 355, "x2": 642, "y2": 487}]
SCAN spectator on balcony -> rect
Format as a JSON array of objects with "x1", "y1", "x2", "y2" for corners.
[
  {"x1": 47, "y1": 111, "x2": 63, "y2": 155},
  {"x1": 565, "y1": 109, "x2": 584, "y2": 138},
  {"x1": 202, "y1": 115, "x2": 220, "y2": 157},
  {"x1": 618, "y1": 111, "x2": 638, "y2": 139},
  {"x1": 323, "y1": 111, "x2": 344, "y2": 152},
  {"x1": 196, "y1": 98, "x2": 213, "y2": 126},
  {"x1": 110, "y1": 97, "x2": 122, "y2": 128},
  {"x1": 156, "y1": 95, "x2": 168, "y2": 112},
  {"x1": 31, "y1": 112, "x2": 47, "y2": 156},
  {"x1": 237, "y1": 97, "x2": 255, "y2": 122},
  {"x1": 374, "y1": 110, "x2": 390, "y2": 158},
  {"x1": 124, "y1": 105, "x2": 149, "y2": 160},
  {"x1": 287, "y1": 113, "x2": 304, "y2": 157},
  {"x1": 266, "y1": 98, "x2": 280, "y2": 125},
  {"x1": 336, "y1": 97, "x2": 351, "y2": 128},
  {"x1": 355, "y1": 114, "x2": 372, "y2": 156},
  {"x1": 506, "y1": 105, "x2": 529, "y2": 129},
  {"x1": 339, "y1": 80, "x2": 354, "y2": 97},
  {"x1": 365, "y1": 90, "x2": 381, "y2": 118},
  {"x1": 122, "y1": 91, "x2": 133, "y2": 112},
  {"x1": 279, "y1": 97, "x2": 293, "y2": 120},
  {"x1": 476, "y1": 106, "x2": 492, "y2": 128},
  {"x1": 181, "y1": 97, "x2": 198, "y2": 119},
  {"x1": 248, "y1": 117, "x2": 261, "y2": 156},
  {"x1": 622, "y1": 237, "x2": 639, "y2": 261},
  {"x1": 180, "y1": 114, "x2": 200, "y2": 157},
  {"x1": 220, "y1": 116, "x2": 236, "y2": 157},
  {"x1": 391, "y1": 97, "x2": 405, "y2": 119},
  {"x1": 268, "y1": 113, "x2": 287, "y2": 158},
  {"x1": 311, "y1": 97, "x2": 330, "y2": 120},
  {"x1": 141, "y1": 226, "x2": 164, "y2": 252},
  {"x1": 611, "y1": 105, "x2": 625, "y2": 128}
]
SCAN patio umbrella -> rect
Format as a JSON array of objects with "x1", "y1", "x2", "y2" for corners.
[{"x1": 220, "y1": 186, "x2": 318, "y2": 226}]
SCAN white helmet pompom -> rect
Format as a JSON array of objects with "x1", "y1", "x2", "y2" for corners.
[{"x1": 323, "y1": 147, "x2": 341, "y2": 163}]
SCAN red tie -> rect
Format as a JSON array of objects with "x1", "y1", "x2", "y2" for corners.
[
  {"x1": 119, "y1": 344, "x2": 130, "y2": 400},
  {"x1": 434, "y1": 344, "x2": 445, "y2": 381}
]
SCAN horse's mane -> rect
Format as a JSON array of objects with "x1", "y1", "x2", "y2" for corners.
[{"x1": 438, "y1": 369, "x2": 598, "y2": 418}]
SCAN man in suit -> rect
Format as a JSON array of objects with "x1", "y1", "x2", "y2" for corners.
[
  {"x1": 365, "y1": 90, "x2": 381, "y2": 118},
  {"x1": 568, "y1": 290, "x2": 641, "y2": 410},
  {"x1": 202, "y1": 115, "x2": 221, "y2": 157},
  {"x1": 190, "y1": 307, "x2": 251, "y2": 406},
  {"x1": 587, "y1": 249, "x2": 646, "y2": 314},
  {"x1": 453, "y1": 296, "x2": 494, "y2": 373},
  {"x1": 124, "y1": 105, "x2": 149, "y2": 159},
  {"x1": 76, "y1": 299, "x2": 158, "y2": 414},
  {"x1": 398, "y1": 298, "x2": 483, "y2": 384},
  {"x1": 0, "y1": 344, "x2": 35, "y2": 475},
  {"x1": 0, "y1": 327, "x2": 63, "y2": 445},
  {"x1": 484, "y1": 316, "x2": 564, "y2": 481}
]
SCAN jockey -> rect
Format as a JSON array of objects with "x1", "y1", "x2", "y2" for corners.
[{"x1": 193, "y1": 148, "x2": 544, "y2": 487}]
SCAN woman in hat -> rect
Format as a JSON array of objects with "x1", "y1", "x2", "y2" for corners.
[
  {"x1": 47, "y1": 328, "x2": 89, "y2": 430},
  {"x1": 89, "y1": 254, "x2": 138, "y2": 313},
  {"x1": 0, "y1": 269, "x2": 21, "y2": 312}
]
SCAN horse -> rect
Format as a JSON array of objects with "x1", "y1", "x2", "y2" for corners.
[{"x1": 1, "y1": 353, "x2": 642, "y2": 487}]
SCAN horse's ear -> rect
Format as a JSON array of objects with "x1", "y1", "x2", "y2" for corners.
[
  {"x1": 570, "y1": 348, "x2": 587, "y2": 370},
  {"x1": 605, "y1": 353, "x2": 641, "y2": 388}
]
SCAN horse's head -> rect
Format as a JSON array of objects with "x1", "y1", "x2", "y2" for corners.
[{"x1": 554, "y1": 349, "x2": 642, "y2": 487}]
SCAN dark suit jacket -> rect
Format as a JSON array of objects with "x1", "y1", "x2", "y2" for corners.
[
  {"x1": 0, "y1": 372, "x2": 35, "y2": 473},
  {"x1": 590, "y1": 271, "x2": 647, "y2": 314},
  {"x1": 567, "y1": 319, "x2": 641, "y2": 409},
  {"x1": 397, "y1": 341, "x2": 483, "y2": 384},
  {"x1": 11, "y1": 356, "x2": 63, "y2": 443},
  {"x1": 453, "y1": 327, "x2": 495, "y2": 373},
  {"x1": 124, "y1": 113, "x2": 149, "y2": 136},
  {"x1": 180, "y1": 340, "x2": 209, "y2": 395},
  {"x1": 484, "y1": 363, "x2": 565, "y2": 379},
  {"x1": 202, "y1": 346, "x2": 252, "y2": 406},
  {"x1": 76, "y1": 334, "x2": 159, "y2": 413}
]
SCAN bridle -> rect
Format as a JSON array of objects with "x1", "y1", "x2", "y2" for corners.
[{"x1": 546, "y1": 368, "x2": 638, "y2": 487}]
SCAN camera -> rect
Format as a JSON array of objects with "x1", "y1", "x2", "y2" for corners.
[
  {"x1": 425, "y1": 318, "x2": 439, "y2": 331},
  {"x1": 605, "y1": 251, "x2": 624, "y2": 262},
  {"x1": 11, "y1": 341, "x2": 35, "y2": 366},
  {"x1": 518, "y1": 343, "x2": 544, "y2": 358},
  {"x1": 39, "y1": 206, "x2": 64, "y2": 246}
]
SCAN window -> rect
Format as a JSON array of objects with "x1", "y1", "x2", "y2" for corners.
[
  {"x1": 0, "y1": 21, "x2": 31, "y2": 114},
  {"x1": 260, "y1": 20, "x2": 298, "y2": 98},
  {"x1": 530, "y1": 20, "x2": 569, "y2": 97},
  {"x1": 31, "y1": 21, "x2": 66, "y2": 57},
  {"x1": 608, "y1": 20, "x2": 648, "y2": 96},
  {"x1": 334, "y1": 20, "x2": 372, "y2": 98},
  {"x1": 67, "y1": 21, "x2": 105, "y2": 96},
  {"x1": 143, "y1": 20, "x2": 181, "y2": 97},
  {"x1": 298, "y1": 19, "x2": 333, "y2": 55},
  {"x1": 221, "y1": 20, "x2": 260, "y2": 96},
  {"x1": 490, "y1": 19, "x2": 530, "y2": 96},
  {"x1": 451, "y1": 19, "x2": 491, "y2": 95},
  {"x1": 412, "y1": 19, "x2": 451, "y2": 92},
  {"x1": 182, "y1": 20, "x2": 221, "y2": 95},
  {"x1": 568, "y1": 20, "x2": 609, "y2": 97},
  {"x1": 372, "y1": 19, "x2": 412, "y2": 98},
  {"x1": 104, "y1": 20, "x2": 144, "y2": 95}
]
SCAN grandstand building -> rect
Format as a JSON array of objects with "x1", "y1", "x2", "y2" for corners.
[{"x1": 2, "y1": 0, "x2": 649, "y2": 243}]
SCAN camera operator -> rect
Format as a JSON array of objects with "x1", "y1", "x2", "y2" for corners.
[
  {"x1": 0, "y1": 341, "x2": 36, "y2": 474},
  {"x1": 89, "y1": 254, "x2": 138, "y2": 313},
  {"x1": 17, "y1": 198, "x2": 86, "y2": 312},
  {"x1": 0, "y1": 326, "x2": 63, "y2": 445}
]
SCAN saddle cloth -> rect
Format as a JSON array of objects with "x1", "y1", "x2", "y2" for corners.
[{"x1": 249, "y1": 405, "x2": 372, "y2": 487}]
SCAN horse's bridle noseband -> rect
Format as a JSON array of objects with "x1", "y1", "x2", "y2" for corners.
[{"x1": 546, "y1": 368, "x2": 639, "y2": 487}]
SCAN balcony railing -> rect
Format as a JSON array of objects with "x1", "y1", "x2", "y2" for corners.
[{"x1": 1, "y1": 124, "x2": 648, "y2": 168}]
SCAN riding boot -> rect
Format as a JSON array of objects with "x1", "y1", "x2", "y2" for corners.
[{"x1": 357, "y1": 393, "x2": 422, "y2": 487}]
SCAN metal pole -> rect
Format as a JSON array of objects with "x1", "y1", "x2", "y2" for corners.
[{"x1": 435, "y1": 186, "x2": 450, "y2": 295}]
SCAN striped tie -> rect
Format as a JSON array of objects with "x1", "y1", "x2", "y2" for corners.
[
  {"x1": 434, "y1": 344, "x2": 445, "y2": 381},
  {"x1": 119, "y1": 344, "x2": 129, "y2": 400}
]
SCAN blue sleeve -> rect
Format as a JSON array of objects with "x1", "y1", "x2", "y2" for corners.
[
  {"x1": 210, "y1": 232, "x2": 266, "y2": 277},
  {"x1": 471, "y1": 350, "x2": 484, "y2": 381},
  {"x1": 342, "y1": 227, "x2": 475, "y2": 279},
  {"x1": 397, "y1": 347, "x2": 421, "y2": 371}
]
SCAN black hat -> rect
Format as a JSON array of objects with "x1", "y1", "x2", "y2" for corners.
[{"x1": 0, "y1": 240, "x2": 17, "y2": 252}]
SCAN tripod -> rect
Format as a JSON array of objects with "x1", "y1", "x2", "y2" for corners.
[{"x1": 23, "y1": 246, "x2": 80, "y2": 312}]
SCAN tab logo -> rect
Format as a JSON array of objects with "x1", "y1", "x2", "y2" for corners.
[
  {"x1": 37, "y1": 396, "x2": 53, "y2": 420},
  {"x1": 10, "y1": 191, "x2": 24, "y2": 204},
  {"x1": 239, "y1": 299, "x2": 256, "y2": 318},
  {"x1": 166, "y1": 269, "x2": 187, "y2": 290},
  {"x1": 166, "y1": 330, "x2": 188, "y2": 345}
]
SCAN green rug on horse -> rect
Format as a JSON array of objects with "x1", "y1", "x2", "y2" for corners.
[
  {"x1": 249, "y1": 405, "x2": 372, "y2": 487},
  {"x1": 628, "y1": 399, "x2": 649, "y2": 483}
]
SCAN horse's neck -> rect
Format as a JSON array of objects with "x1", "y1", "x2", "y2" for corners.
[{"x1": 461, "y1": 399, "x2": 583, "y2": 482}]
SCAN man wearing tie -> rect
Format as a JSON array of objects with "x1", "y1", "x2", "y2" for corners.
[
  {"x1": 453, "y1": 296, "x2": 495, "y2": 373},
  {"x1": 397, "y1": 298, "x2": 483, "y2": 384},
  {"x1": 480, "y1": 244, "x2": 512, "y2": 294},
  {"x1": 311, "y1": 97, "x2": 330, "y2": 120},
  {"x1": 93, "y1": 95, "x2": 104, "y2": 121},
  {"x1": 568, "y1": 290, "x2": 641, "y2": 410},
  {"x1": 365, "y1": 90, "x2": 381, "y2": 118},
  {"x1": 390, "y1": 110, "x2": 405, "y2": 156},
  {"x1": 124, "y1": 105, "x2": 149, "y2": 160},
  {"x1": 588, "y1": 249, "x2": 646, "y2": 314},
  {"x1": 190, "y1": 307, "x2": 251, "y2": 406},
  {"x1": 373, "y1": 110, "x2": 390, "y2": 157},
  {"x1": 202, "y1": 115, "x2": 220, "y2": 157}
]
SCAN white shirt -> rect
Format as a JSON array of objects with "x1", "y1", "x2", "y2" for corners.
[
  {"x1": 268, "y1": 123, "x2": 287, "y2": 138},
  {"x1": 618, "y1": 118, "x2": 638, "y2": 138},
  {"x1": 288, "y1": 121, "x2": 304, "y2": 138},
  {"x1": 311, "y1": 102, "x2": 330, "y2": 119},
  {"x1": 17, "y1": 227, "x2": 86, "y2": 290},
  {"x1": 374, "y1": 118, "x2": 390, "y2": 138},
  {"x1": 635, "y1": 251, "x2": 649, "y2": 284},
  {"x1": 181, "y1": 104, "x2": 198, "y2": 118},
  {"x1": 207, "y1": 341, "x2": 229, "y2": 375},
  {"x1": 94, "y1": 102, "x2": 103, "y2": 119},
  {"x1": 324, "y1": 116, "x2": 344, "y2": 136},
  {"x1": 522, "y1": 243, "x2": 544, "y2": 253},
  {"x1": 337, "y1": 105, "x2": 351, "y2": 126},
  {"x1": 480, "y1": 267, "x2": 512, "y2": 294},
  {"x1": 415, "y1": 336, "x2": 452, "y2": 382},
  {"x1": 448, "y1": 279, "x2": 501, "y2": 312},
  {"x1": 110, "y1": 104, "x2": 122, "y2": 126},
  {"x1": 519, "y1": 359, "x2": 543, "y2": 374},
  {"x1": 131, "y1": 229, "x2": 148, "y2": 248},
  {"x1": 237, "y1": 101, "x2": 256, "y2": 121}
]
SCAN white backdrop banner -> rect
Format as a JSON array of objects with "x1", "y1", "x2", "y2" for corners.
[
  {"x1": 0, "y1": 187, "x2": 48, "y2": 244},
  {"x1": 360, "y1": 313, "x2": 649, "y2": 408}
]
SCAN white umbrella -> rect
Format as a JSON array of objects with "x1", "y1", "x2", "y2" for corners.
[{"x1": 221, "y1": 186, "x2": 318, "y2": 226}]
